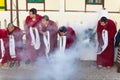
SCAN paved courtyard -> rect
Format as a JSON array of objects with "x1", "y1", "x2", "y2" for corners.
[{"x1": 0, "y1": 58, "x2": 119, "y2": 80}]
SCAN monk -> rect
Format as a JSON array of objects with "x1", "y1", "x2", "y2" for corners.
[
  {"x1": 58, "y1": 26, "x2": 76, "y2": 53},
  {"x1": 38, "y1": 15, "x2": 58, "y2": 58},
  {"x1": 6, "y1": 23, "x2": 24, "y2": 67},
  {"x1": 96, "y1": 17, "x2": 117, "y2": 68},
  {"x1": 0, "y1": 29, "x2": 8, "y2": 68},
  {"x1": 25, "y1": 8, "x2": 42, "y2": 63}
]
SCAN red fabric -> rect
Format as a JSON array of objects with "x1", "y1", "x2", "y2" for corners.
[
  {"x1": 59, "y1": 26, "x2": 76, "y2": 49},
  {"x1": 25, "y1": 14, "x2": 42, "y2": 28},
  {"x1": 0, "y1": 29, "x2": 9, "y2": 64},
  {"x1": 97, "y1": 19, "x2": 117, "y2": 67},
  {"x1": 25, "y1": 14, "x2": 42, "y2": 61},
  {"x1": 7, "y1": 26, "x2": 24, "y2": 61},
  {"x1": 38, "y1": 20, "x2": 58, "y2": 57},
  {"x1": 65, "y1": 27, "x2": 76, "y2": 48}
]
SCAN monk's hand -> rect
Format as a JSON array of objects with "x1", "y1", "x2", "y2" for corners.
[
  {"x1": 43, "y1": 32, "x2": 47, "y2": 35},
  {"x1": 97, "y1": 47, "x2": 101, "y2": 53},
  {"x1": 97, "y1": 44, "x2": 102, "y2": 52},
  {"x1": 9, "y1": 35, "x2": 12, "y2": 39},
  {"x1": 39, "y1": 26, "x2": 42, "y2": 31},
  {"x1": 39, "y1": 25, "x2": 43, "y2": 33}
]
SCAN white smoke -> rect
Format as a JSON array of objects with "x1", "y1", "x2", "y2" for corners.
[
  {"x1": 0, "y1": 16, "x2": 99, "y2": 80},
  {"x1": 30, "y1": 46, "x2": 79, "y2": 80},
  {"x1": 29, "y1": 19, "x2": 98, "y2": 80},
  {"x1": 67, "y1": 20, "x2": 98, "y2": 60}
]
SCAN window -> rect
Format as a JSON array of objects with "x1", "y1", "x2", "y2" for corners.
[
  {"x1": 27, "y1": 0, "x2": 44, "y2": 3},
  {"x1": 0, "y1": 0, "x2": 6, "y2": 11},
  {"x1": 86, "y1": 0, "x2": 103, "y2": 4},
  {"x1": 27, "y1": 0, "x2": 45, "y2": 11},
  {"x1": 85, "y1": 0, "x2": 104, "y2": 12},
  {"x1": 27, "y1": 0, "x2": 59, "y2": 11}
]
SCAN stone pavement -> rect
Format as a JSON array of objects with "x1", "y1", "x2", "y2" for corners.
[{"x1": 0, "y1": 60, "x2": 119, "y2": 80}]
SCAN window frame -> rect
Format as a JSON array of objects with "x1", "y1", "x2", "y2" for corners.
[
  {"x1": 85, "y1": 0, "x2": 104, "y2": 12},
  {"x1": 86, "y1": 0, "x2": 103, "y2": 4},
  {"x1": 27, "y1": 0, "x2": 45, "y2": 3}
]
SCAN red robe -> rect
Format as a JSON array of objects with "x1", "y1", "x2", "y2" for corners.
[
  {"x1": 59, "y1": 26, "x2": 76, "y2": 49},
  {"x1": 65, "y1": 27, "x2": 76, "y2": 48},
  {"x1": 7, "y1": 26, "x2": 24, "y2": 61},
  {"x1": 38, "y1": 20, "x2": 58, "y2": 57},
  {"x1": 97, "y1": 19, "x2": 117, "y2": 67},
  {"x1": 25, "y1": 14, "x2": 42, "y2": 61},
  {"x1": 0, "y1": 29, "x2": 9, "y2": 64}
]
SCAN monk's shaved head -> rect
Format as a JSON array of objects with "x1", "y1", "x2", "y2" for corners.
[
  {"x1": 7, "y1": 23, "x2": 14, "y2": 32},
  {"x1": 100, "y1": 17, "x2": 108, "y2": 26},
  {"x1": 42, "y1": 15, "x2": 49, "y2": 21},
  {"x1": 100, "y1": 17, "x2": 108, "y2": 23},
  {"x1": 8, "y1": 23, "x2": 14, "y2": 28},
  {"x1": 29, "y1": 8, "x2": 37, "y2": 14},
  {"x1": 59, "y1": 26, "x2": 67, "y2": 33}
]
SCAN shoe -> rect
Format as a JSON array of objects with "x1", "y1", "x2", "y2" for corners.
[
  {"x1": 25, "y1": 60, "x2": 31, "y2": 64},
  {"x1": 9, "y1": 61, "x2": 16, "y2": 68},
  {"x1": 16, "y1": 61, "x2": 20, "y2": 67}
]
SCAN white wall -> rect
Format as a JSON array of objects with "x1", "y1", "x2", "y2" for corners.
[
  {"x1": 0, "y1": 11, "x2": 119, "y2": 30},
  {"x1": 1, "y1": 0, "x2": 119, "y2": 30},
  {"x1": 0, "y1": 0, "x2": 120, "y2": 60}
]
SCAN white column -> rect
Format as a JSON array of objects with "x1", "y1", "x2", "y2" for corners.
[{"x1": 59, "y1": 0, "x2": 64, "y2": 13}]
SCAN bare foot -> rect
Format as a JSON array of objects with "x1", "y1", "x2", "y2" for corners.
[
  {"x1": 0, "y1": 63, "x2": 2, "y2": 67},
  {"x1": 106, "y1": 66, "x2": 111, "y2": 69},
  {"x1": 3, "y1": 63, "x2": 8, "y2": 67},
  {"x1": 97, "y1": 65, "x2": 103, "y2": 69}
]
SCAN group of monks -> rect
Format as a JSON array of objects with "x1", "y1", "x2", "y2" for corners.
[
  {"x1": 0, "y1": 8, "x2": 76, "y2": 68},
  {"x1": 1, "y1": 7, "x2": 117, "y2": 72}
]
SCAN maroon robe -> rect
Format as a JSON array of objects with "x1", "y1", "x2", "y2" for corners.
[
  {"x1": 25, "y1": 14, "x2": 42, "y2": 61},
  {"x1": 65, "y1": 27, "x2": 76, "y2": 48},
  {"x1": 7, "y1": 26, "x2": 24, "y2": 61},
  {"x1": 0, "y1": 29, "x2": 9, "y2": 64},
  {"x1": 38, "y1": 20, "x2": 58, "y2": 57},
  {"x1": 59, "y1": 26, "x2": 76, "y2": 49},
  {"x1": 97, "y1": 19, "x2": 117, "y2": 67}
]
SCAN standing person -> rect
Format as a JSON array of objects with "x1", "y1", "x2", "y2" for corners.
[
  {"x1": 0, "y1": 29, "x2": 8, "y2": 68},
  {"x1": 25, "y1": 8, "x2": 42, "y2": 63},
  {"x1": 58, "y1": 26, "x2": 76, "y2": 53},
  {"x1": 39, "y1": 15, "x2": 58, "y2": 58},
  {"x1": 6, "y1": 23, "x2": 24, "y2": 67},
  {"x1": 115, "y1": 29, "x2": 120, "y2": 73},
  {"x1": 96, "y1": 17, "x2": 117, "y2": 68}
]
